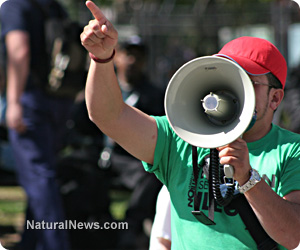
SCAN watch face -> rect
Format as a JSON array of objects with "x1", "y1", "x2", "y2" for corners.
[{"x1": 251, "y1": 169, "x2": 261, "y2": 181}]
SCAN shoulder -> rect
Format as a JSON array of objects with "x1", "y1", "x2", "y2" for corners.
[
  {"x1": 0, "y1": 0, "x2": 32, "y2": 34},
  {"x1": 269, "y1": 125, "x2": 300, "y2": 163},
  {"x1": 155, "y1": 116, "x2": 174, "y2": 135},
  {"x1": 1, "y1": 0, "x2": 30, "y2": 12},
  {"x1": 154, "y1": 115, "x2": 185, "y2": 150},
  {"x1": 273, "y1": 124, "x2": 300, "y2": 143}
]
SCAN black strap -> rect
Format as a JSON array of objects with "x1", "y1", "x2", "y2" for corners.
[
  {"x1": 192, "y1": 146, "x2": 200, "y2": 211},
  {"x1": 230, "y1": 195, "x2": 279, "y2": 250},
  {"x1": 192, "y1": 145, "x2": 278, "y2": 250},
  {"x1": 191, "y1": 146, "x2": 215, "y2": 225},
  {"x1": 208, "y1": 149, "x2": 215, "y2": 221}
]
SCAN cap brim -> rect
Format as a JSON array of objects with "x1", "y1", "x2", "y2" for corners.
[{"x1": 214, "y1": 54, "x2": 270, "y2": 76}]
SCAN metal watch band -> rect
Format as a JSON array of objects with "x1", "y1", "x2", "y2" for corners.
[{"x1": 238, "y1": 169, "x2": 261, "y2": 194}]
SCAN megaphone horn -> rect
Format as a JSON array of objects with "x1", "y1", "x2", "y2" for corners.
[{"x1": 164, "y1": 56, "x2": 255, "y2": 149}]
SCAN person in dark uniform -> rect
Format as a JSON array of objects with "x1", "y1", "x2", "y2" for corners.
[{"x1": 0, "y1": 0, "x2": 72, "y2": 249}]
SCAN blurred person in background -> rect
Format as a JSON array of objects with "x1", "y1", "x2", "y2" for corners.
[
  {"x1": 276, "y1": 63, "x2": 300, "y2": 134},
  {"x1": 0, "y1": 0, "x2": 73, "y2": 249},
  {"x1": 149, "y1": 185, "x2": 171, "y2": 250}
]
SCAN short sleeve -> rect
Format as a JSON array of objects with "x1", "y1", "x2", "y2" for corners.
[
  {"x1": 142, "y1": 116, "x2": 175, "y2": 186},
  {"x1": 0, "y1": 1, "x2": 29, "y2": 37}
]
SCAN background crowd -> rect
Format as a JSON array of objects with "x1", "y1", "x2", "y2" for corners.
[{"x1": 0, "y1": 0, "x2": 300, "y2": 250}]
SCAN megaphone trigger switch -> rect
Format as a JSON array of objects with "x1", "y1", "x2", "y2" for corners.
[{"x1": 224, "y1": 164, "x2": 234, "y2": 179}]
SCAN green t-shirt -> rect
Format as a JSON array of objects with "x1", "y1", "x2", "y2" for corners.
[{"x1": 143, "y1": 116, "x2": 300, "y2": 250}]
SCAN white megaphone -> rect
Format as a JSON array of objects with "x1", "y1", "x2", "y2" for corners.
[{"x1": 164, "y1": 56, "x2": 256, "y2": 178}]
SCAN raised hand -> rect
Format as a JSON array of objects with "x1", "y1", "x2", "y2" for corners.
[{"x1": 80, "y1": 1, "x2": 118, "y2": 59}]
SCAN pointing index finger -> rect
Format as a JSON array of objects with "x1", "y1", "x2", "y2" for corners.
[{"x1": 86, "y1": 1, "x2": 106, "y2": 22}]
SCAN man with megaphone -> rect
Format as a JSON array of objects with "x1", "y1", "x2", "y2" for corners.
[{"x1": 81, "y1": 1, "x2": 300, "y2": 249}]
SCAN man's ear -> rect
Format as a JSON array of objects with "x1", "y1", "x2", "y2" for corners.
[{"x1": 270, "y1": 88, "x2": 284, "y2": 111}]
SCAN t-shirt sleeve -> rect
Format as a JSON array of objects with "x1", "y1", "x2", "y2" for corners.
[
  {"x1": 0, "y1": 1, "x2": 28, "y2": 37},
  {"x1": 142, "y1": 116, "x2": 174, "y2": 186}
]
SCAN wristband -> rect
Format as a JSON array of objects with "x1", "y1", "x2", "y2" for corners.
[{"x1": 89, "y1": 49, "x2": 115, "y2": 63}]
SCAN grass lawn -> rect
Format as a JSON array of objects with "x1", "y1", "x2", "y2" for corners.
[
  {"x1": 0, "y1": 186, "x2": 26, "y2": 249},
  {"x1": 0, "y1": 185, "x2": 130, "y2": 249}
]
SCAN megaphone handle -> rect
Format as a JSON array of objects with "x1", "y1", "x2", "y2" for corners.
[
  {"x1": 224, "y1": 164, "x2": 234, "y2": 178},
  {"x1": 223, "y1": 134, "x2": 244, "y2": 179}
]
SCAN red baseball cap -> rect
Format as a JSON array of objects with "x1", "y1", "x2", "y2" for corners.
[{"x1": 214, "y1": 36, "x2": 287, "y2": 89}]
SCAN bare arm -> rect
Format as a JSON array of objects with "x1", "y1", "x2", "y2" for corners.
[
  {"x1": 157, "y1": 238, "x2": 171, "y2": 250},
  {"x1": 218, "y1": 138, "x2": 300, "y2": 249},
  {"x1": 5, "y1": 30, "x2": 30, "y2": 133},
  {"x1": 245, "y1": 182, "x2": 300, "y2": 250},
  {"x1": 81, "y1": 1, "x2": 157, "y2": 164}
]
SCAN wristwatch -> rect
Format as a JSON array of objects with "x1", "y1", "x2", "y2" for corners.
[{"x1": 238, "y1": 169, "x2": 261, "y2": 194}]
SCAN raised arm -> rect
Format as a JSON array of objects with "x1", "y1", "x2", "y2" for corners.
[{"x1": 80, "y1": 1, "x2": 157, "y2": 164}]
